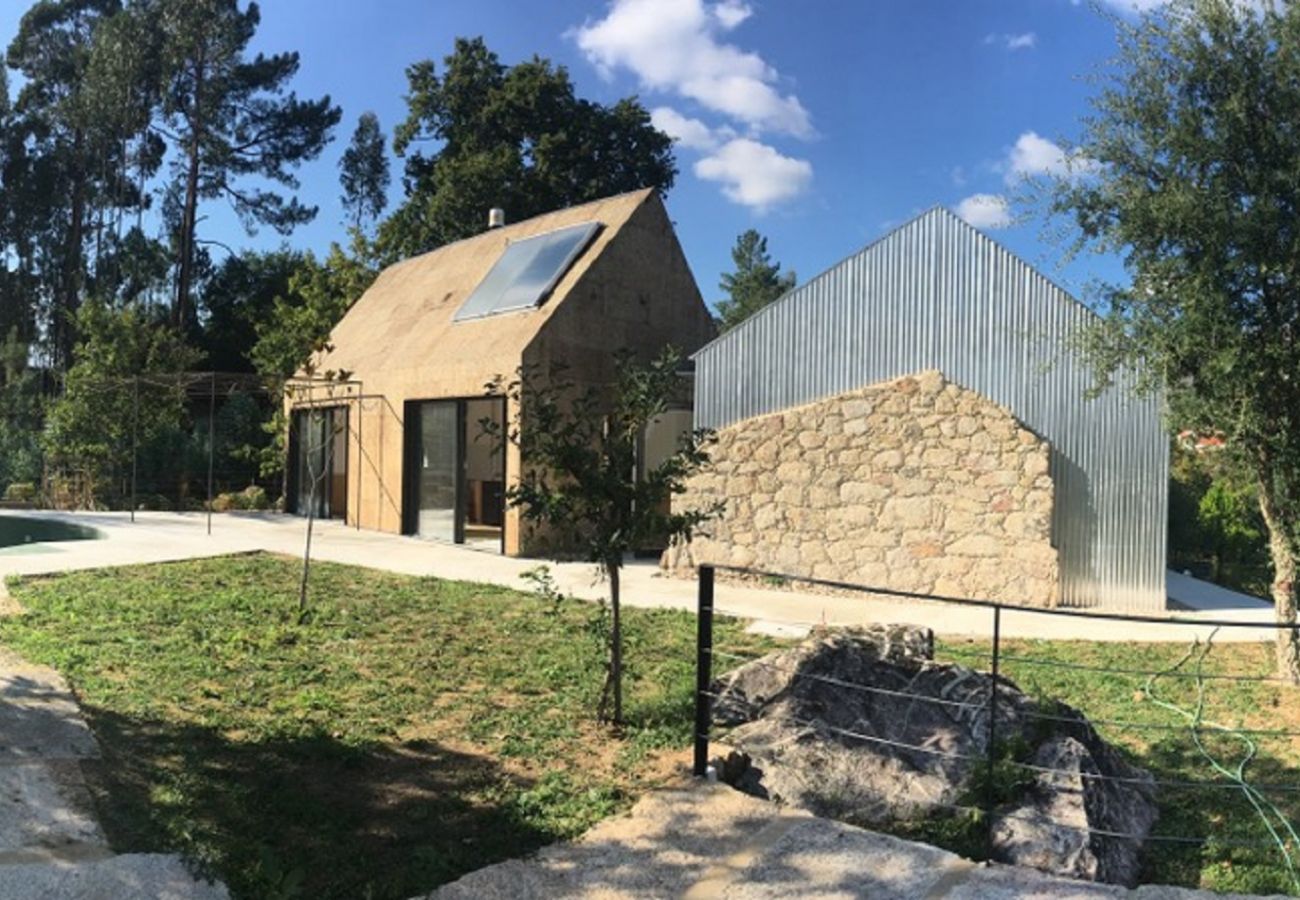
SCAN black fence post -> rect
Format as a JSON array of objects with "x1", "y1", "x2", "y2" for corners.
[
  {"x1": 984, "y1": 603, "x2": 1002, "y2": 859},
  {"x1": 130, "y1": 377, "x2": 138, "y2": 524},
  {"x1": 694, "y1": 564, "x2": 715, "y2": 778},
  {"x1": 206, "y1": 372, "x2": 216, "y2": 536}
]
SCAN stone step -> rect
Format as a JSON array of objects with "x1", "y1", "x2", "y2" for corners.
[{"x1": 0, "y1": 854, "x2": 229, "y2": 899}]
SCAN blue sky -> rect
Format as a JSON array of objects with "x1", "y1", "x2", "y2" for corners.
[{"x1": 0, "y1": 0, "x2": 1151, "y2": 309}]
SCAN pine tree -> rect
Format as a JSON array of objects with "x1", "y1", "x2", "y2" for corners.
[
  {"x1": 155, "y1": 0, "x2": 340, "y2": 329},
  {"x1": 714, "y1": 229, "x2": 796, "y2": 332},
  {"x1": 339, "y1": 111, "x2": 389, "y2": 231}
]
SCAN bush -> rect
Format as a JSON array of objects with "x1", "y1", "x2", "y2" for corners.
[
  {"x1": 2, "y1": 482, "x2": 36, "y2": 504},
  {"x1": 211, "y1": 485, "x2": 271, "y2": 512}
]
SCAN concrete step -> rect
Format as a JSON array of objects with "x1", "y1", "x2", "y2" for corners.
[{"x1": 0, "y1": 853, "x2": 229, "y2": 899}]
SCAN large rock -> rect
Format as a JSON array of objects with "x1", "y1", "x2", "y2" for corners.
[{"x1": 711, "y1": 625, "x2": 1157, "y2": 886}]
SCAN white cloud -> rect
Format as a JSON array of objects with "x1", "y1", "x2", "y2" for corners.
[
  {"x1": 1005, "y1": 131, "x2": 1096, "y2": 183},
  {"x1": 573, "y1": 0, "x2": 813, "y2": 138},
  {"x1": 712, "y1": 0, "x2": 752, "y2": 29},
  {"x1": 955, "y1": 194, "x2": 1012, "y2": 229},
  {"x1": 695, "y1": 138, "x2": 813, "y2": 211},
  {"x1": 650, "y1": 106, "x2": 722, "y2": 151},
  {"x1": 985, "y1": 32, "x2": 1037, "y2": 50}
]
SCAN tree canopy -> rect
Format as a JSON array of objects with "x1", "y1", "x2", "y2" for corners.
[
  {"x1": 714, "y1": 229, "x2": 796, "y2": 332},
  {"x1": 1049, "y1": 0, "x2": 1300, "y2": 679},
  {"x1": 379, "y1": 36, "x2": 676, "y2": 260}
]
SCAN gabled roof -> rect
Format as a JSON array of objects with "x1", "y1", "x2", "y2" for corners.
[
  {"x1": 693, "y1": 205, "x2": 1093, "y2": 361},
  {"x1": 314, "y1": 188, "x2": 657, "y2": 384}
]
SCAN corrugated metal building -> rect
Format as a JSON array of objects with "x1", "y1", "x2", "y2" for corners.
[{"x1": 693, "y1": 207, "x2": 1168, "y2": 611}]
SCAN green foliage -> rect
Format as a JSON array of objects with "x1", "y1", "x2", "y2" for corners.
[
  {"x1": 251, "y1": 235, "x2": 376, "y2": 383},
  {"x1": 0, "y1": 329, "x2": 44, "y2": 494},
  {"x1": 248, "y1": 236, "x2": 377, "y2": 479},
  {"x1": 154, "y1": 0, "x2": 341, "y2": 324},
  {"x1": 339, "y1": 111, "x2": 390, "y2": 231},
  {"x1": 490, "y1": 346, "x2": 721, "y2": 723},
  {"x1": 197, "y1": 249, "x2": 306, "y2": 373},
  {"x1": 210, "y1": 485, "x2": 269, "y2": 512},
  {"x1": 1169, "y1": 446, "x2": 1270, "y2": 596},
  {"x1": 714, "y1": 229, "x2": 796, "y2": 332},
  {"x1": 1046, "y1": 0, "x2": 1300, "y2": 674},
  {"x1": 379, "y1": 37, "x2": 675, "y2": 260},
  {"x1": 2, "y1": 482, "x2": 36, "y2": 503},
  {"x1": 492, "y1": 347, "x2": 719, "y2": 569},
  {"x1": 42, "y1": 299, "x2": 200, "y2": 504}
]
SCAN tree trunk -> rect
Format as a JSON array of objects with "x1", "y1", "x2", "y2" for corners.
[
  {"x1": 609, "y1": 561, "x2": 623, "y2": 725},
  {"x1": 59, "y1": 128, "x2": 87, "y2": 371},
  {"x1": 174, "y1": 56, "x2": 206, "y2": 330},
  {"x1": 1258, "y1": 486, "x2": 1300, "y2": 684}
]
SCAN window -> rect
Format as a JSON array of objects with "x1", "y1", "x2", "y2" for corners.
[{"x1": 453, "y1": 221, "x2": 601, "y2": 322}]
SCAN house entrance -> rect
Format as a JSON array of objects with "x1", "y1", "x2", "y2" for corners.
[
  {"x1": 288, "y1": 406, "x2": 348, "y2": 520},
  {"x1": 405, "y1": 397, "x2": 506, "y2": 552}
]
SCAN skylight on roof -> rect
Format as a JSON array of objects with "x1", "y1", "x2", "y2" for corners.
[{"x1": 453, "y1": 221, "x2": 602, "y2": 322}]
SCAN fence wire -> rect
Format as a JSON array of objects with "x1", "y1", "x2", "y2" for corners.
[{"x1": 693, "y1": 564, "x2": 1300, "y2": 891}]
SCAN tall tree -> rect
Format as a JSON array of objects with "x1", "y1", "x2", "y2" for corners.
[
  {"x1": 338, "y1": 111, "x2": 389, "y2": 231},
  {"x1": 6, "y1": 0, "x2": 123, "y2": 370},
  {"x1": 1049, "y1": 0, "x2": 1300, "y2": 680},
  {"x1": 715, "y1": 229, "x2": 796, "y2": 332},
  {"x1": 155, "y1": 0, "x2": 340, "y2": 329},
  {"x1": 381, "y1": 37, "x2": 675, "y2": 260}
]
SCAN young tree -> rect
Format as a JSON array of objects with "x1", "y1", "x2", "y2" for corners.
[
  {"x1": 1047, "y1": 0, "x2": 1300, "y2": 680},
  {"x1": 489, "y1": 348, "x2": 720, "y2": 724},
  {"x1": 715, "y1": 229, "x2": 796, "y2": 333},
  {"x1": 155, "y1": 0, "x2": 341, "y2": 328},
  {"x1": 381, "y1": 37, "x2": 676, "y2": 260},
  {"x1": 339, "y1": 111, "x2": 389, "y2": 231}
]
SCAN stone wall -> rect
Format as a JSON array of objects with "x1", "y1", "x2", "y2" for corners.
[{"x1": 669, "y1": 370, "x2": 1059, "y2": 606}]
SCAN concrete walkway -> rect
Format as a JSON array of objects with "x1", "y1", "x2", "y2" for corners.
[
  {"x1": 422, "y1": 781, "x2": 1283, "y2": 900},
  {"x1": 0, "y1": 646, "x2": 227, "y2": 898},
  {"x1": 0, "y1": 510, "x2": 1284, "y2": 644}
]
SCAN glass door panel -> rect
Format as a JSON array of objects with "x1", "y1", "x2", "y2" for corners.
[{"x1": 417, "y1": 401, "x2": 459, "y2": 541}]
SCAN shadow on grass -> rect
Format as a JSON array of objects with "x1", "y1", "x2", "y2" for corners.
[{"x1": 79, "y1": 705, "x2": 553, "y2": 900}]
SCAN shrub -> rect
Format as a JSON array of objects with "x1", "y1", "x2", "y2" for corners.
[
  {"x1": 211, "y1": 485, "x2": 271, "y2": 512},
  {"x1": 2, "y1": 482, "x2": 36, "y2": 504}
]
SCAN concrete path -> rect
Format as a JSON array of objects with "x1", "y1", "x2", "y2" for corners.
[
  {"x1": 0, "y1": 510, "x2": 1284, "y2": 644},
  {"x1": 421, "y1": 781, "x2": 1284, "y2": 900},
  {"x1": 0, "y1": 647, "x2": 227, "y2": 899}
]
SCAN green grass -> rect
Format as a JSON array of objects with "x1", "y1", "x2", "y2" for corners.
[
  {"x1": 937, "y1": 637, "x2": 1300, "y2": 896},
  {"x1": 1, "y1": 554, "x2": 771, "y2": 900},
  {"x1": 6, "y1": 555, "x2": 1299, "y2": 897}
]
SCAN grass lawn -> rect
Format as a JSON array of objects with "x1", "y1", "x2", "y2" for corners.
[
  {"x1": 5, "y1": 555, "x2": 1299, "y2": 898},
  {"x1": 1, "y1": 553, "x2": 771, "y2": 900}
]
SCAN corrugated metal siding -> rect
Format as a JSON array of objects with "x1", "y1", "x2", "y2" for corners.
[{"x1": 694, "y1": 207, "x2": 1169, "y2": 611}]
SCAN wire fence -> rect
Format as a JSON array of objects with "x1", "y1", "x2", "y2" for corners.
[
  {"x1": 692, "y1": 564, "x2": 1300, "y2": 893},
  {"x1": 23, "y1": 372, "x2": 361, "y2": 534}
]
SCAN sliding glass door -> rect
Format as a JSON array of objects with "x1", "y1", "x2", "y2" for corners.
[
  {"x1": 415, "y1": 401, "x2": 460, "y2": 542},
  {"x1": 405, "y1": 398, "x2": 505, "y2": 551},
  {"x1": 290, "y1": 406, "x2": 348, "y2": 520}
]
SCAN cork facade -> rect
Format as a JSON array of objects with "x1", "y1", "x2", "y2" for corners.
[{"x1": 287, "y1": 189, "x2": 716, "y2": 555}]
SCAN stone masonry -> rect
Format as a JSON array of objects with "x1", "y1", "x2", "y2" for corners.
[{"x1": 668, "y1": 370, "x2": 1060, "y2": 606}]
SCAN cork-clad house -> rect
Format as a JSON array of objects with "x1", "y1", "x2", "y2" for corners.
[
  {"x1": 286, "y1": 188, "x2": 716, "y2": 555},
  {"x1": 675, "y1": 207, "x2": 1169, "y2": 612}
]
